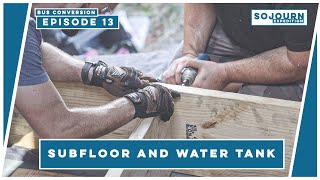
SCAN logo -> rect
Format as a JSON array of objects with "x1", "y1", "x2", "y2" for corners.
[
  {"x1": 251, "y1": 9, "x2": 307, "y2": 26},
  {"x1": 110, "y1": 67, "x2": 123, "y2": 77}
]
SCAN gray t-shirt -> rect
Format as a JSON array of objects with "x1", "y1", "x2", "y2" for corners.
[{"x1": 18, "y1": 18, "x2": 48, "y2": 86}]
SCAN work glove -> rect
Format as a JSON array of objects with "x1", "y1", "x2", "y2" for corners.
[
  {"x1": 124, "y1": 84, "x2": 181, "y2": 122},
  {"x1": 82, "y1": 61, "x2": 158, "y2": 97}
]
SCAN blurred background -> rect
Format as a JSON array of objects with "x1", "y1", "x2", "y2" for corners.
[{"x1": 42, "y1": 3, "x2": 184, "y2": 57}]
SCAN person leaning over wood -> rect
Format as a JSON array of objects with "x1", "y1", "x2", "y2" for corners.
[
  {"x1": 15, "y1": 3, "x2": 180, "y2": 139},
  {"x1": 163, "y1": 3, "x2": 318, "y2": 101}
]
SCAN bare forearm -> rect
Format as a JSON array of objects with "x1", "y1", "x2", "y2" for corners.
[
  {"x1": 224, "y1": 47, "x2": 307, "y2": 85},
  {"x1": 61, "y1": 98, "x2": 135, "y2": 138},
  {"x1": 17, "y1": 80, "x2": 135, "y2": 139},
  {"x1": 183, "y1": 4, "x2": 216, "y2": 56},
  {"x1": 41, "y1": 42, "x2": 85, "y2": 83},
  {"x1": 42, "y1": 98, "x2": 135, "y2": 139}
]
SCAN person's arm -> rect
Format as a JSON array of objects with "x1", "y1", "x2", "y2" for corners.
[
  {"x1": 183, "y1": 3, "x2": 216, "y2": 57},
  {"x1": 16, "y1": 80, "x2": 135, "y2": 139},
  {"x1": 224, "y1": 47, "x2": 309, "y2": 84},
  {"x1": 41, "y1": 42, "x2": 85, "y2": 82},
  {"x1": 16, "y1": 80, "x2": 179, "y2": 139},
  {"x1": 163, "y1": 4, "x2": 216, "y2": 84},
  {"x1": 182, "y1": 47, "x2": 309, "y2": 90},
  {"x1": 41, "y1": 42, "x2": 157, "y2": 97}
]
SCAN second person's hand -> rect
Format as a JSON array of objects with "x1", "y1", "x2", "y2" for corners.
[{"x1": 162, "y1": 54, "x2": 196, "y2": 85}]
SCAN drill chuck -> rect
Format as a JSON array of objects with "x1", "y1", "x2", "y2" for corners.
[
  {"x1": 181, "y1": 67, "x2": 197, "y2": 86},
  {"x1": 181, "y1": 53, "x2": 209, "y2": 86}
]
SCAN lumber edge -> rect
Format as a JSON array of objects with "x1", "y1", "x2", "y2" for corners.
[
  {"x1": 106, "y1": 117, "x2": 172, "y2": 177},
  {"x1": 160, "y1": 83, "x2": 301, "y2": 109},
  {"x1": 105, "y1": 117, "x2": 154, "y2": 177}
]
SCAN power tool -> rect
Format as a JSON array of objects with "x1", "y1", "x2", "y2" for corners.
[{"x1": 181, "y1": 53, "x2": 209, "y2": 86}]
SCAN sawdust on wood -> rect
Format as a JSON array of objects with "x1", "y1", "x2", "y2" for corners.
[{"x1": 201, "y1": 103, "x2": 248, "y2": 129}]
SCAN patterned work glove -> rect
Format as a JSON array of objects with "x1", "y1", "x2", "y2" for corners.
[
  {"x1": 81, "y1": 61, "x2": 158, "y2": 97},
  {"x1": 124, "y1": 84, "x2": 181, "y2": 122}
]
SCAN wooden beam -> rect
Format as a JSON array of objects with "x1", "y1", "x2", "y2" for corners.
[
  {"x1": 8, "y1": 82, "x2": 300, "y2": 177},
  {"x1": 11, "y1": 168, "x2": 77, "y2": 177},
  {"x1": 106, "y1": 117, "x2": 172, "y2": 177},
  {"x1": 105, "y1": 117, "x2": 154, "y2": 177},
  {"x1": 160, "y1": 83, "x2": 300, "y2": 177}
]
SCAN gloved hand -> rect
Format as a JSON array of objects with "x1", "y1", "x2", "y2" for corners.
[
  {"x1": 83, "y1": 61, "x2": 158, "y2": 97},
  {"x1": 124, "y1": 84, "x2": 181, "y2": 121}
]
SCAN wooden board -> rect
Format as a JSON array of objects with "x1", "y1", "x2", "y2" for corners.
[
  {"x1": 106, "y1": 117, "x2": 172, "y2": 177},
  {"x1": 121, "y1": 117, "x2": 172, "y2": 177},
  {"x1": 161, "y1": 84, "x2": 300, "y2": 177},
  {"x1": 11, "y1": 168, "x2": 77, "y2": 177},
  {"x1": 8, "y1": 82, "x2": 301, "y2": 177}
]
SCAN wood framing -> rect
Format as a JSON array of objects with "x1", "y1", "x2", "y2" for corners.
[
  {"x1": 164, "y1": 84, "x2": 300, "y2": 177},
  {"x1": 106, "y1": 117, "x2": 172, "y2": 177},
  {"x1": 11, "y1": 168, "x2": 77, "y2": 177},
  {"x1": 8, "y1": 82, "x2": 301, "y2": 177}
]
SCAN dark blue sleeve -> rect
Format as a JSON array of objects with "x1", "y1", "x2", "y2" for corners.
[{"x1": 18, "y1": 18, "x2": 49, "y2": 86}]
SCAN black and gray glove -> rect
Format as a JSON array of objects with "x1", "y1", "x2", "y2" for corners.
[
  {"x1": 124, "y1": 84, "x2": 180, "y2": 121},
  {"x1": 81, "y1": 61, "x2": 157, "y2": 97}
]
